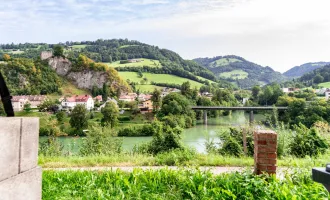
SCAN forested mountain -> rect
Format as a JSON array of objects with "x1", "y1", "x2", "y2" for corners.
[
  {"x1": 0, "y1": 39, "x2": 216, "y2": 82},
  {"x1": 284, "y1": 62, "x2": 330, "y2": 77},
  {"x1": 193, "y1": 55, "x2": 286, "y2": 88},
  {"x1": 299, "y1": 64, "x2": 330, "y2": 85}
]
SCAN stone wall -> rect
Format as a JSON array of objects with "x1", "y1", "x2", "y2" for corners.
[
  {"x1": 254, "y1": 130, "x2": 277, "y2": 175},
  {"x1": 0, "y1": 118, "x2": 41, "y2": 200}
]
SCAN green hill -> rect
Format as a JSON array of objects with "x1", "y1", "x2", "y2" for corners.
[
  {"x1": 193, "y1": 55, "x2": 286, "y2": 88},
  {"x1": 1, "y1": 39, "x2": 230, "y2": 92},
  {"x1": 299, "y1": 64, "x2": 330, "y2": 86},
  {"x1": 283, "y1": 62, "x2": 330, "y2": 78}
]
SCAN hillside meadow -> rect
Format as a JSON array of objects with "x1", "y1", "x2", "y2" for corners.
[{"x1": 118, "y1": 72, "x2": 204, "y2": 88}]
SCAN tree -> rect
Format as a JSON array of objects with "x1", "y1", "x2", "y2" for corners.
[
  {"x1": 53, "y1": 45, "x2": 64, "y2": 57},
  {"x1": 102, "y1": 83, "x2": 109, "y2": 101},
  {"x1": 0, "y1": 102, "x2": 5, "y2": 116},
  {"x1": 56, "y1": 111, "x2": 65, "y2": 123},
  {"x1": 151, "y1": 88, "x2": 162, "y2": 112},
  {"x1": 181, "y1": 81, "x2": 192, "y2": 98},
  {"x1": 2, "y1": 54, "x2": 10, "y2": 61},
  {"x1": 101, "y1": 102, "x2": 119, "y2": 128},
  {"x1": 23, "y1": 103, "x2": 32, "y2": 112},
  {"x1": 252, "y1": 85, "x2": 261, "y2": 100},
  {"x1": 69, "y1": 105, "x2": 88, "y2": 134},
  {"x1": 313, "y1": 74, "x2": 324, "y2": 84}
]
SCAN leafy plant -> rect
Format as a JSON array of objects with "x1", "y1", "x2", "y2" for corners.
[{"x1": 289, "y1": 123, "x2": 328, "y2": 157}]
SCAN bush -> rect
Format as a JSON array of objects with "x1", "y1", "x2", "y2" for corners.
[
  {"x1": 39, "y1": 137, "x2": 63, "y2": 156},
  {"x1": 219, "y1": 136, "x2": 243, "y2": 157},
  {"x1": 155, "y1": 148, "x2": 196, "y2": 165},
  {"x1": 117, "y1": 124, "x2": 155, "y2": 137},
  {"x1": 289, "y1": 124, "x2": 328, "y2": 158},
  {"x1": 80, "y1": 126, "x2": 122, "y2": 156}
]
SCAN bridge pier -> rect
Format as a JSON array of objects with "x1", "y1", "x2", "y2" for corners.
[
  {"x1": 203, "y1": 110, "x2": 208, "y2": 124},
  {"x1": 249, "y1": 111, "x2": 254, "y2": 124}
]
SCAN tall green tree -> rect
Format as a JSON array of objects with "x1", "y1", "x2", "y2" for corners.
[
  {"x1": 69, "y1": 105, "x2": 88, "y2": 135},
  {"x1": 53, "y1": 45, "x2": 64, "y2": 57},
  {"x1": 101, "y1": 102, "x2": 119, "y2": 128},
  {"x1": 151, "y1": 88, "x2": 162, "y2": 112},
  {"x1": 181, "y1": 81, "x2": 192, "y2": 98},
  {"x1": 252, "y1": 85, "x2": 261, "y2": 100}
]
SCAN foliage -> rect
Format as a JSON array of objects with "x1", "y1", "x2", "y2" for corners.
[
  {"x1": 300, "y1": 64, "x2": 330, "y2": 86},
  {"x1": 53, "y1": 45, "x2": 64, "y2": 57},
  {"x1": 55, "y1": 111, "x2": 65, "y2": 123},
  {"x1": 42, "y1": 169, "x2": 328, "y2": 199},
  {"x1": 155, "y1": 148, "x2": 196, "y2": 165},
  {"x1": 23, "y1": 103, "x2": 32, "y2": 112},
  {"x1": 69, "y1": 104, "x2": 88, "y2": 135},
  {"x1": 0, "y1": 58, "x2": 61, "y2": 95},
  {"x1": 136, "y1": 121, "x2": 184, "y2": 155},
  {"x1": 151, "y1": 88, "x2": 161, "y2": 112},
  {"x1": 101, "y1": 101, "x2": 119, "y2": 127},
  {"x1": 117, "y1": 124, "x2": 155, "y2": 137},
  {"x1": 289, "y1": 123, "x2": 328, "y2": 158},
  {"x1": 79, "y1": 126, "x2": 122, "y2": 156},
  {"x1": 38, "y1": 99, "x2": 59, "y2": 113},
  {"x1": 2, "y1": 54, "x2": 10, "y2": 61},
  {"x1": 194, "y1": 55, "x2": 287, "y2": 88},
  {"x1": 284, "y1": 62, "x2": 330, "y2": 77},
  {"x1": 159, "y1": 93, "x2": 196, "y2": 128}
]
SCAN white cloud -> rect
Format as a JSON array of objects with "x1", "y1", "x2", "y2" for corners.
[{"x1": 1, "y1": 0, "x2": 330, "y2": 72}]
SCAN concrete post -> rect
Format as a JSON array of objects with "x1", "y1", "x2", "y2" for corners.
[
  {"x1": 203, "y1": 110, "x2": 208, "y2": 125},
  {"x1": 249, "y1": 111, "x2": 254, "y2": 124},
  {"x1": 0, "y1": 117, "x2": 41, "y2": 200},
  {"x1": 254, "y1": 130, "x2": 277, "y2": 175}
]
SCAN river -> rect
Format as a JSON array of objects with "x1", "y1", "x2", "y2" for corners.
[{"x1": 40, "y1": 111, "x2": 264, "y2": 154}]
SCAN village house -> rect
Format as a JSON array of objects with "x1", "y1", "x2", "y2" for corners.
[
  {"x1": 138, "y1": 99, "x2": 153, "y2": 114},
  {"x1": 11, "y1": 95, "x2": 47, "y2": 111},
  {"x1": 119, "y1": 93, "x2": 137, "y2": 102},
  {"x1": 60, "y1": 95, "x2": 94, "y2": 110},
  {"x1": 325, "y1": 89, "x2": 330, "y2": 100},
  {"x1": 201, "y1": 92, "x2": 214, "y2": 100},
  {"x1": 282, "y1": 88, "x2": 299, "y2": 93},
  {"x1": 161, "y1": 88, "x2": 181, "y2": 97},
  {"x1": 93, "y1": 95, "x2": 103, "y2": 102},
  {"x1": 98, "y1": 97, "x2": 118, "y2": 111},
  {"x1": 138, "y1": 94, "x2": 152, "y2": 101}
]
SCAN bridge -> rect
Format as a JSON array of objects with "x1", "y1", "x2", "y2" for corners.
[{"x1": 190, "y1": 106, "x2": 288, "y2": 124}]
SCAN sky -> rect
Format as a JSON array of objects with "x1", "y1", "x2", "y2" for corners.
[{"x1": 1, "y1": 0, "x2": 330, "y2": 72}]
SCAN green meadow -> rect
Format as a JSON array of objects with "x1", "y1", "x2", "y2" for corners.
[
  {"x1": 107, "y1": 58, "x2": 161, "y2": 68},
  {"x1": 118, "y1": 72, "x2": 204, "y2": 88},
  {"x1": 219, "y1": 70, "x2": 248, "y2": 79}
]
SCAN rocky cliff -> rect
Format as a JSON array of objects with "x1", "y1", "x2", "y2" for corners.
[{"x1": 48, "y1": 57, "x2": 130, "y2": 92}]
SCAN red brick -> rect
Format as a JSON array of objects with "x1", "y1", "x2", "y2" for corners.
[
  {"x1": 257, "y1": 153, "x2": 267, "y2": 158},
  {"x1": 268, "y1": 159, "x2": 277, "y2": 165},
  {"x1": 267, "y1": 153, "x2": 277, "y2": 159},
  {"x1": 268, "y1": 141, "x2": 277, "y2": 145},
  {"x1": 267, "y1": 166, "x2": 276, "y2": 171},
  {"x1": 258, "y1": 140, "x2": 267, "y2": 145}
]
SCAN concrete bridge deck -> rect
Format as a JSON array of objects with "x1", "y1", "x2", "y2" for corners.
[{"x1": 191, "y1": 106, "x2": 288, "y2": 124}]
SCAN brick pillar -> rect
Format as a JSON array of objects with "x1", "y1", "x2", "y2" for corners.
[{"x1": 254, "y1": 130, "x2": 277, "y2": 175}]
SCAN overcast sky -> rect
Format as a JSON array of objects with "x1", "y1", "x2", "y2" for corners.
[{"x1": 1, "y1": 0, "x2": 330, "y2": 72}]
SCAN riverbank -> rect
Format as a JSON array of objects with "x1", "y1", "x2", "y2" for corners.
[{"x1": 39, "y1": 152, "x2": 330, "y2": 168}]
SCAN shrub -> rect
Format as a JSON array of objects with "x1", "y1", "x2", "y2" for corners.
[
  {"x1": 117, "y1": 124, "x2": 155, "y2": 137},
  {"x1": 39, "y1": 137, "x2": 63, "y2": 157},
  {"x1": 289, "y1": 124, "x2": 328, "y2": 158},
  {"x1": 79, "y1": 126, "x2": 122, "y2": 156},
  {"x1": 155, "y1": 148, "x2": 196, "y2": 165}
]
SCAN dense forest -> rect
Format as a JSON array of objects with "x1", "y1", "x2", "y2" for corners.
[
  {"x1": 194, "y1": 55, "x2": 286, "y2": 88},
  {"x1": 299, "y1": 64, "x2": 330, "y2": 85},
  {"x1": 283, "y1": 62, "x2": 330, "y2": 78}
]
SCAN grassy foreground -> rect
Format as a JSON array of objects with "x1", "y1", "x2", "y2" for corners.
[
  {"x1": 39, "y1": 152, "x2": 330, "y2": 168},
  {"x1": 42, "y1": 168, "x2": 328, "y2": 199}
]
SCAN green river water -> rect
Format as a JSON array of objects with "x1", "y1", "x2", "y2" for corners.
[{"x1": 40, "y1": 111, "x2": 264, "y2": 154}]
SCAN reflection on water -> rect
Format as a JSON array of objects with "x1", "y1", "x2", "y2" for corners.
[{"x1": 40, "y1": 111, "x2": 264, "y2": 154}]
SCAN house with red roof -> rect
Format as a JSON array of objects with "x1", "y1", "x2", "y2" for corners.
[{"x1": 60, "y1": 94, "x2": 94, "y2": 110}]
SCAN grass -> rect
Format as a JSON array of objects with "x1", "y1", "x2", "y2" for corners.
[
  {"x1": 209, "y1": 58, "x2": 242, "y2": 68},
  {"x1": 42, "y1": 168, "x2": 328, "y2": 199},
  {"x1": 196, "y1": 76, "x2": 217, "y2": 84},
  {"x1": 119, "y1": 72, "x2": 204, "y2": 88},
  {"x1": 219, "y1": 70, "x2": 248, "y2": 79},
  {"x1": 39, "y1": 152, "x2": 330, "y2": 168},
  {"x1": 71, "y1": 45, "x2": 88, "y2": 49},
  {"x1": 318, "y1": 82, "x2": 330, "y2": 88},
  {"x1": 118, "y1": 45, "x2": 140, "y2": 49},
  {"x1": 107, "y1": 58, "x2": 161, "y2": 68},
  {"x1": 135, "y1": 84, "x2": 164, "y2": 93}
]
